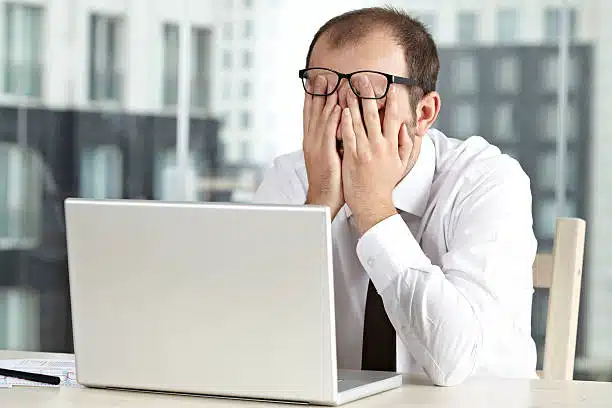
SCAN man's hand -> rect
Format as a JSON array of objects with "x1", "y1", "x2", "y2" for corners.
[
  {"x1": 303, "y1": 75, "x2": 344, "y2": 219},
  {"x1": 340, "y1": 78, "x2": 413, "y2": 235}
]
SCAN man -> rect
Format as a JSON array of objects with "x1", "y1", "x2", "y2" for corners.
[{"x1": 253, "y1": 7, "x2": 538, "y2": 386}]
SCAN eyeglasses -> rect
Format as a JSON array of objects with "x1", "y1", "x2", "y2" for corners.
[{"x1": 298, "y1": 67, "x2": 419, "y2": 99}]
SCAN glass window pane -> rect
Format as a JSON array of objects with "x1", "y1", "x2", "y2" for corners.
[
  {"x1": 540, "y1": 54, "x2": 579, "y2": 92},
  {"x1": 493, "y1": 103, "x2": 517, "y2": 142},
  {"x1": 535, "y1": 198, "x2": 577, "y2": 239},
  {"x1": 544, "y1": 7, "x2": 577, "y2": 42},
  {"x1": 451, "y1": 56, "x2": 477, "y2": 93},
  {"x1": 458, "y1": 12, "x2": 478, "y2": 44},
  {"x1": 3, "y1": 3, "x2": 43, "y2": 97},
  {"x1": 0, "y1": 143, "x2": 43, "y2": 250},
  {"x1": 495, "y1": 56, "x2": 519, "y2": 93},
  {"x1": 241, "y1": 111, "x2": 251, "y2": 129},
  {"x1": 89, "y1": 14, "x2": 123, "y2": 102},
  {"x1": 223, "y1": 22, "x2": 232, "y2": 41},
  {"x1": 537, "y1": 151, "x2": 578, "y2": 192},
  {"x1": 244, "y1": 20, "x2": 253, "y2": 38},
  {"x1": 451, "y1": 103, "x2": 478, "y2": 138},
  {"x1": 162, "y1": 23, "x2": 179, "y2": 106},
  {"x1": 243, "y1": 50, "x2": 252, "y2": 68},
  {"x1": 154, "y1": 150, "x2": 201, "y2": 201},
  {"x1": 539, "y1": 103, "x2": 578, "y2": 141},
  {"x1": 79, "y1": 146, "x2": 123, "y2": 199},
  {"x1": 497, "y1": 9, "x2": 518, "y2": 43},
  {"x1": 192, "y1": 27, "x2": 212, "y2": 109},
  {"x1": 223, "y1": 79, "x2": 231, "y2": 100},
  {"x1": 242, "y1": 80, "x2": 251, "y2": 98},
  {"x1": 222, "y1": 50, "x2": 232, "y2": 69}
]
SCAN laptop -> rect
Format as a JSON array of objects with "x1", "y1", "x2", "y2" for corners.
[{"x1": 65, "y1": 198, "x2": 402, "y2": 405}]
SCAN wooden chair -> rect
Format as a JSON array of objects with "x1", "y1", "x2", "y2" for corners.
[{"x1": 533, "y1": 217, "x2": 586, "y2": 380}]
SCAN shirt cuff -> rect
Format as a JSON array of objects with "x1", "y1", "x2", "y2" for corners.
[{"x1": 356, "y1": 214, "x2": 431, "y2": 292}]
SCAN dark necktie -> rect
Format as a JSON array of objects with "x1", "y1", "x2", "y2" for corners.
[{"x1": 361, "y1": 279, "x2": 396, "y2": 371}]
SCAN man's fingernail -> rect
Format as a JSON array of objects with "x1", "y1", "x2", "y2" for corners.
[{"x1": 343, "y1": 108, "x2": 350, "y2": 116}]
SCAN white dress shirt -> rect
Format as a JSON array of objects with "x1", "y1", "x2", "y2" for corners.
[{"x1": 252, "y1": 129, "x2": 539, "y2": 386}]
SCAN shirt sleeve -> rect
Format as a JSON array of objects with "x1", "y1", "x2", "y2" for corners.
[{"x1": 355, "y1": 162, "x2": 537, "y2": 386}]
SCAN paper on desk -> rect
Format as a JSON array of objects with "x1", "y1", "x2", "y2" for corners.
[{"x1": 0, "y1": 358, "x2": 84, "y2": 388}]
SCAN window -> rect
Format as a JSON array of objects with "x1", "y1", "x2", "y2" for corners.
[
  {"x1": 242, "y1": 50, "x2": 252, "y2": 68},
  {"x1": 243, "y1": 0, "x2": 253, "y2": 9},
  {"x1": 0, "y1": 143, "x2": 43, "y2": 250},
  {"x1": 541, "y1": 54, "x2": 579, "y2": 92},
  {"x1": 162, "y1": 23, "x2": 179, "y2": 106},
  {"x1": 89, "y1": 14, "x2": 123, "y2": 102},
  {"x1": 222, "y1": 50, "x2": 232, "y2": 69},
  {"x1": 458, "y1": 12, "x2": 478, "y2": 44},
  {"x1": 244, "y1": 20, "x2": 253, "y2": 38},
  {"x1": 3, "y1": 3, "x2": 43, "y2": 97},
  {"x1": 221, "y1": 112, "x2": 231, "y2": 128},
  {"x1": 153, "y1": 150, "x2": 200, "y2": 201},
  {"x1": 493, "y1": 103, "x2": 516, "y2": 142},
  {"x1": 241, "y1": 80, "x2": 251, "y2": 98},
  {"x1": 497, "y1": 9, "x2": 518, "y2": 43},
  {"x1": 495, "y1": 56, "x2": 519, "y2": 93},
  {"x1": 536, "y1": 199, "x2": 577, "y2": 239},
  {"x1": 241, "y1": 140, "x2": 252, "y2": 162},
  {"x1": 540, "y1": 103, "x2": 579, "y2": 142},
  {"x1": 192, "y1": 27, "x2": 212, "y2": 109},
  {"x1": 537, "y1": 151, "x2": 578, "y2": 192},
  {"x1": 544, "y1": 7, "x2": 577, "y2": 42},
  {"x1": 451, "y1": 103, "x2": 478, "y2": 138},
  {"x1": 240, "y1": 111, "x2": 251, "y2": 129},
  {"x1": 223, "y1": 79, "x2": 231, "y2": 100},
  {"x1": 223, "y1": 22, "x2": 232, "y2": 41},
  {"x1": 79, "y1": 146, "x2": 123, "y2": 199},
  {"x1": 451, "y1": 56, "x2": 477, "y2": 93}
]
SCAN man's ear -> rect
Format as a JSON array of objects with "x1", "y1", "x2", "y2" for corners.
[{"x1": 415, "y1": 91, "x2": 441, "y2": 137}]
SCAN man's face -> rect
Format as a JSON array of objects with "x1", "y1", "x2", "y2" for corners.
[{"x1": 308, "y1": 29, "x2": 417, "y2": 146}]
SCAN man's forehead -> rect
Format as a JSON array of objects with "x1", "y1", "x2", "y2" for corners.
[{"x1": 308, "y1": 30, "x2": 407, "y2": 74}]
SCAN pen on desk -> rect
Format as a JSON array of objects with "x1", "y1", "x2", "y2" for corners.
[{"x1": 0, "y1": 368, "x2": 61, "y2": 385}]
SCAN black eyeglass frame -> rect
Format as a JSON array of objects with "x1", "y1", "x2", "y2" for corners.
[{"x1": 298, "y1": 67, "x2": 420, "y2": 99}]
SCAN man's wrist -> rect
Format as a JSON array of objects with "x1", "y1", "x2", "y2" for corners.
[
  {"x1": 305, "y1": 193, "x2": 343, "y2": 220},
  {"x1": 353, "y1": 201, "x2": 397, "y2": 235}
]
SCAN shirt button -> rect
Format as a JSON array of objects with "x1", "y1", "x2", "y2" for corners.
[{"x1": 367, "y1": 257, "x2": 376, "y2": 267}]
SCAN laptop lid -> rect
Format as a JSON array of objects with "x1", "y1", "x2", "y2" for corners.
[{"x1": 66, "y1": 198, "x2": 339, "y2": 404}]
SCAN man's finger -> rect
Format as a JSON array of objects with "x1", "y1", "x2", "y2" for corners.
[
  {"x1": 303, "y1": 82, "x2": 312, "y2": 136},
  {"x1": 325, "y1": 105, "x2": 342, "y2": 150},
  {"x1": 347, "y1": 90, "x2": 368, "y2": 155},
  {"x1": 354, "y1": 76, "x2": 382, "y2": 141},
  {"x1": 398, "y1": 122, "x2": 413, "y2": 167},
  {"x1": 341, "y1": 108, "x2": 357, "y2": 157},
  {"x1": 382, "y1": 86, "x2": 401, "y2": 149},
  {"x1": 323, "y1": 80, "x2": 338, "y2": 119},
  {"x1": 310, "y1": 75, "x2": 328, "y2": 126}
]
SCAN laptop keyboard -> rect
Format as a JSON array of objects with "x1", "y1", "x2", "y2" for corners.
[{"x1": 337, "y1": 378, "x2": 370, "y2": 393}]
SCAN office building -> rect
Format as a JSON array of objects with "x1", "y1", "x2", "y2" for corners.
[{"x1": 0, "y1": 0, "x2": 611, "y2": 376}]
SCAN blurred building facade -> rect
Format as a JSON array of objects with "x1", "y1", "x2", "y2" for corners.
[{"x1": 0, "y1": 0, "x2": 611, "y2": 376}]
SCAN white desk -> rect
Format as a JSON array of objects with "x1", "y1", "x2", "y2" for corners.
[{"x1": 1, "y1": 351, "x2": 611, "y2": 407}]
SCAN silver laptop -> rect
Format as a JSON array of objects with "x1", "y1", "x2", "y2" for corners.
[{"x1": 65, "y1": 198, "x2": 402, "y2": 405}]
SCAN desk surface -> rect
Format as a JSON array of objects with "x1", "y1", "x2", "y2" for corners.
[{"x1": 1, "y1": 351, "x2": 611, "y2": 407}]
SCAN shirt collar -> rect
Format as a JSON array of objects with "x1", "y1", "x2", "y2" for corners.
[{"x1": 344, "y1": 132, "x2": 435, "y2": 219}]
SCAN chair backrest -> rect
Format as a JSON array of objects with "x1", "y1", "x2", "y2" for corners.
[{"x1": 533, "y1": 217, "x2": 586, "y2": 380}]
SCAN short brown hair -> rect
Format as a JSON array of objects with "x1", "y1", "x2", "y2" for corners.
[{"x1": 305, "y1": 6, "x2": 439, "y2": 106}]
